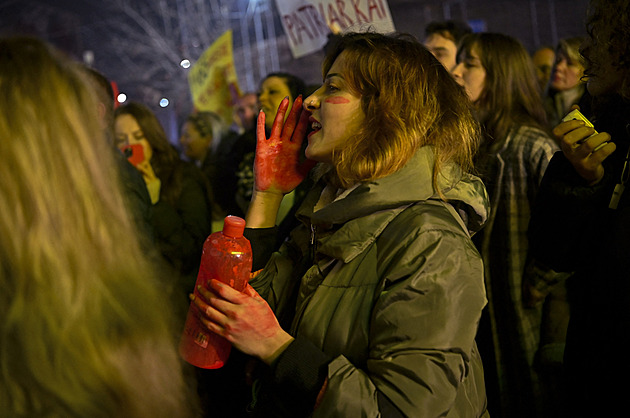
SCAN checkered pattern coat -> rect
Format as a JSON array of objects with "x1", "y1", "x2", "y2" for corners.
[{"x1": 474, "y1": 124, "x2": 559, "y2": 417}]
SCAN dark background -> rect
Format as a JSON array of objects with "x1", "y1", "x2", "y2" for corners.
[{"x1": 0, "y1": 0, "x2": 590, "y2": 141}]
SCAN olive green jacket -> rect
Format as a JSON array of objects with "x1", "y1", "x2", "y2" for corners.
[{"x1": 251, "y1": 146, "x2": 490, "y2": 417}]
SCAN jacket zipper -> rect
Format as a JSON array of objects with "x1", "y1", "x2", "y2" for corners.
[{"x1": 310, "y1": 223, "x2": 317, "y2": 263}]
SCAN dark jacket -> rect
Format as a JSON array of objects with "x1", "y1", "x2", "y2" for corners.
[
  {"x1": 249, "y1": 147, "x2": 490, "y2": 417},
  {"x1": 543, "y1": 84, "x2": 587, "y2": 129},
  {"x1": 114, "y1": 149, "x2": 154, "y2": 243},
  {"x1": 201, "y1": 130, "x2": 243, "y2": 218},
  {"x1": 152, "y1": 162, "x2": 212, "y2": 294},
  {"x1": 528, "y1": 97, "x2": 630, "y2": 417}
]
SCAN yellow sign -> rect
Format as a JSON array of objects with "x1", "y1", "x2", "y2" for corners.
[{"x1": 188, "y1": 30, "x2": 240, "y2": 124}]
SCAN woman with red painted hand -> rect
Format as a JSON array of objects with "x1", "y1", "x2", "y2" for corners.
[
  {"x1": 528, "y1": 1, "x2": 630, "y2": 416},
  {"x1": 191, "y1": 32, "x2": 490, "y2": 417}
]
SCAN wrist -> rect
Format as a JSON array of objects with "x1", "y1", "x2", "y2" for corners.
[
  {"x1": 145, "y1": 178, "x2": 161, "y2": 204},
  {"x1": 245, "y1": 189, "x2": 285, "y2": 228},
  {"x1": 261, "y1": 332, "x2": 294, "y2": 365},
  {"x1": 587, "y1": 174, "x2": 604, "y2": 186}
]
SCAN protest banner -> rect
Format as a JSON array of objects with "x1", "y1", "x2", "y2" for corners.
[
  {"x1": 188, "y1": 30, "x2": 240, "y2": 123},
  {"x1": 275, "y1": 0, "x2": 395, "y2": 58}
]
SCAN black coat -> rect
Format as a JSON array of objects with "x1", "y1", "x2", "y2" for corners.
[
  {"x1": 528, "y1": 97, "x2": 630, "y2": 417},
  {"x1": 152, "y1": 162, "x2": 212, "y2": 295}
]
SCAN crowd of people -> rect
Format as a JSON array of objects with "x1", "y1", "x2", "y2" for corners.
[{"x1": 1, "y1": 0, "x2": 629, "y2": 416}]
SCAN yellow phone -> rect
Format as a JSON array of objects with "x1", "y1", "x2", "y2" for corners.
[
  {"x1": 562, "y1": 109, "x2": 596, "y2": 129},
  {"x1": 562, "y1": 109, "x2": 606, "y2": 151}
]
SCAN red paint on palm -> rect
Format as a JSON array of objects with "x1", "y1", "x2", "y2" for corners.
[{"x1": 255, "y1": 96, "x2": 316, "y2": 194}]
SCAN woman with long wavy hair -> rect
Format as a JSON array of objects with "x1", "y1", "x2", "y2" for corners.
[
  {"x1": 114, "y1": 102, "x2": 212, "y2": 295},
  {"x1": 452, "y1": 33, "x2": 561, "y2": 418},
  {"x1": 0, "y1": 36, "x2": 197, "y2": 417}
]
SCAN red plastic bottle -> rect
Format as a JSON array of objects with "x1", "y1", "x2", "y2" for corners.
[{"x1": 179, "y1": 216, "x2": 252, "y2": 369}]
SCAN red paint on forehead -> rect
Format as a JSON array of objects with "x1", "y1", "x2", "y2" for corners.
[{"x1": 325, "y1": 97, "x2": 350, "y2": 104}]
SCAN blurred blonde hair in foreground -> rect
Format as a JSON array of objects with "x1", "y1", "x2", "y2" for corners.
[{"x1": 0, "y1": 37, "x2": 197, "y2": 417}]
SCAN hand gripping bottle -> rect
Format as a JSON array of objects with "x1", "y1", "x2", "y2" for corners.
[{"x1": 179, "y1": 216, "x2": 252, "y2": 369}]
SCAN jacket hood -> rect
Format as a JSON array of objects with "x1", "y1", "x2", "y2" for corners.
[{"x1": 298, "y1": 146, "x2": 489, "y2": 236}]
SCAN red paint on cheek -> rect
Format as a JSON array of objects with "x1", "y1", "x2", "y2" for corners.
[{"x1": 325, "y1": 97, "x2": 350, "y2": 104}]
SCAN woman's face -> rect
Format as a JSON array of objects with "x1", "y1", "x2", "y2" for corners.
[
  {"x1": 581, "y1": 25, "x2": 624, "y2": 98},
  {"x1": 179, "y1": 121, "x2": 210, "y2": 162},
  {"x1": 303, "y1": 51, "x2": 364, "y2": 164},
  {"x1": 550, "y1": 50, "x2": 584, "y2": 91},
  {"x1": 452, "y1": 46, "x2": 487, "y2": 102},
  {"x1": 258, "y1": 76, "x2": 293, "y2": 130},
  {"x1": 114, "y1": 114, "x2": 153, "y2": 162}
]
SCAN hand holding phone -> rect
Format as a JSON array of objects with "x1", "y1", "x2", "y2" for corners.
[
  {"x1": 561, "y1": 109, "x2": 606, "y2": 151},
  {"x1": 555, "y1": 108, "x2": 615, "y2": 186},
  {"x1": 561, "y1": 108, "x2": 596, "y2": 129}
]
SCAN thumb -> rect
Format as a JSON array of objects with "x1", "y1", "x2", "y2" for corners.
[{"x1": 243, "y1": 283, "x2": 262, "y2": 300}]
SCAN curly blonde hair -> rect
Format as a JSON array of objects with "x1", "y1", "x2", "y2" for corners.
[{"x1": 320, "y1": 32, "x2": 480, "y2": 192}]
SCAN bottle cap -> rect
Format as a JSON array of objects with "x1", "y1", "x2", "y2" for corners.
[{"x1": 222, "y1": 216, "x2": 246, "y2": 238}]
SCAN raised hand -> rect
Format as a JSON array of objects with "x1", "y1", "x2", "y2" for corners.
[
  {"x1": 135, "y1": 160, "x2": 161, "y2": 204},
  {"x1": 553, "y1": 118, "x2": 615, "y2": 185},
  {"x1": 254, "y1": 96, "x2": 316, "y2": 194}
]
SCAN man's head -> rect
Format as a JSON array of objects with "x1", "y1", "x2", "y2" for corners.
[
  {"x1": 233, "y1": 92, "x2": 258, "y2": 132},
  {"x1": 424, "y1": 20, "x2": 472, "y2": 71},
  {"x1": 82, "y1": 66, "x2": 116, "y2": 143},
  {"x1": 581, "y1": 0, "x2": 630, "y2": 99},
  {"x1": 532, "y1": 46, "x2": 555, "y2": 91}
]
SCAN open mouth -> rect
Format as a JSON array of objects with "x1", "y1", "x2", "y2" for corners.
[{"x1": 309, "y1": 116, "x2": 321, "y2": 135}]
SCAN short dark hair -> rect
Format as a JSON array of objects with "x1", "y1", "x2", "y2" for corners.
[
  {"x1": 84, "y1": 67, "x2": 114, "y2": 107},
  {"x1": 424, "y1": 20, "x2": 472, "y2": 43},
  {"x1": 81, "y1": 66, "x2": 115, "y2": 143},
  {"x1": 261, "y1": 72, "x2": 306, "y2": 100}
]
